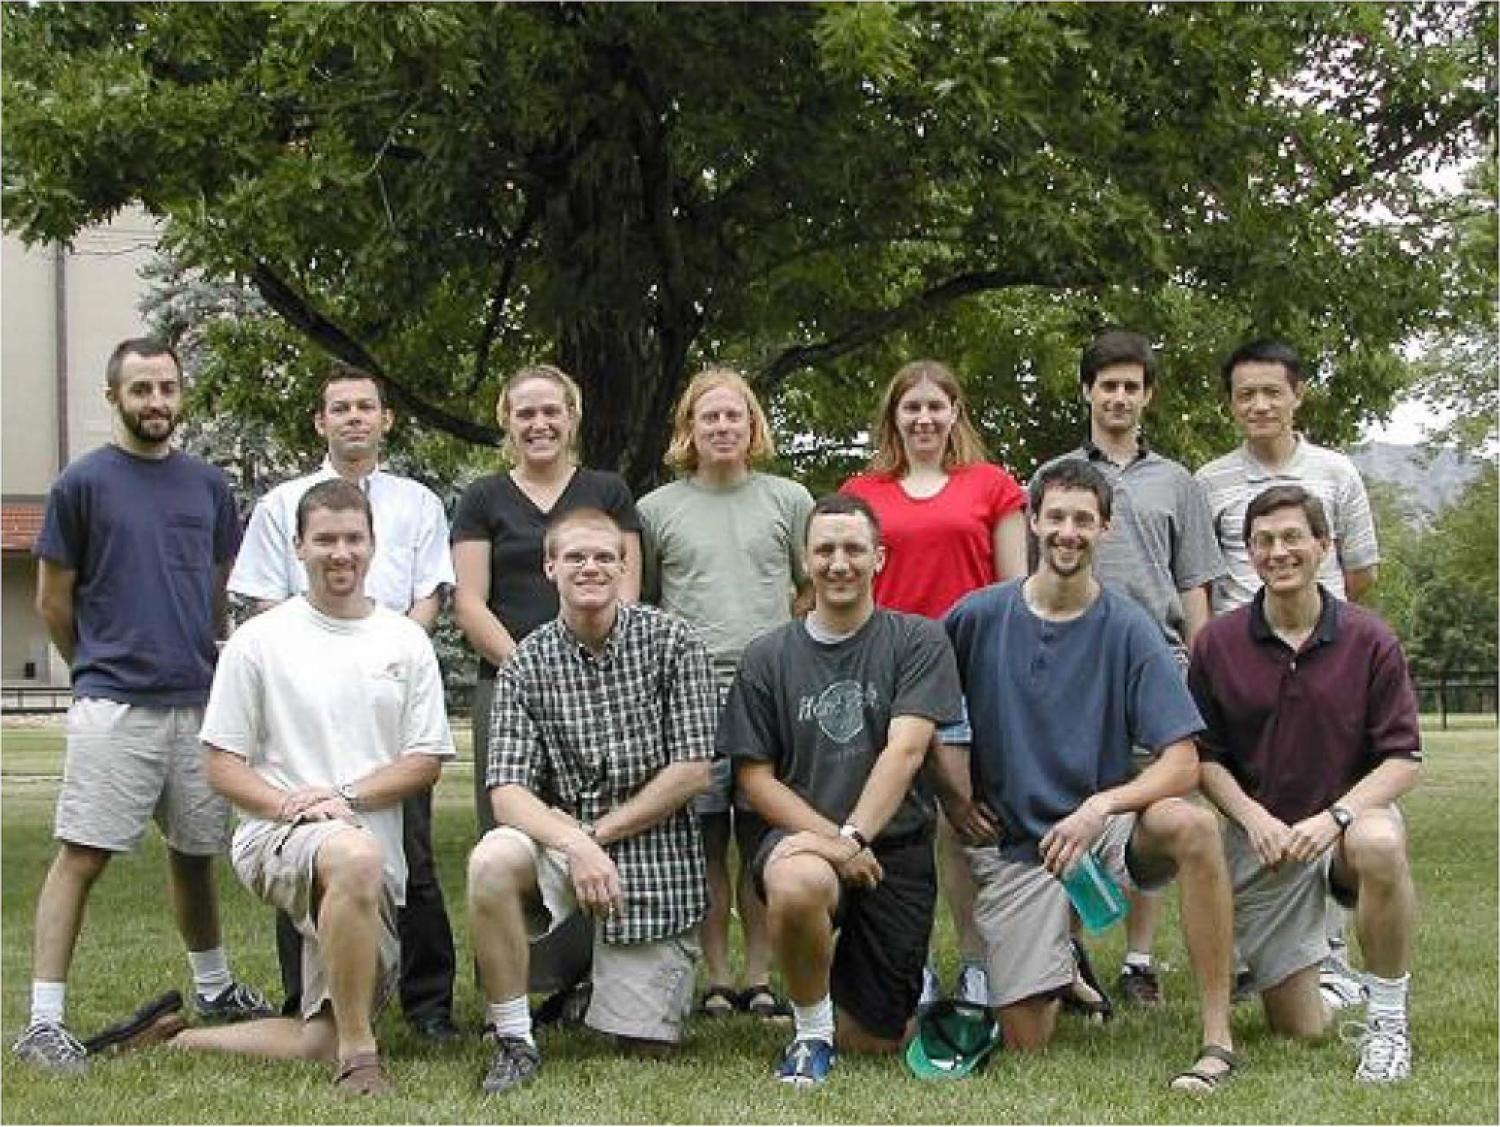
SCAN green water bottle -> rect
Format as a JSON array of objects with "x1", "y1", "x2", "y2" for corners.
[{"x1": 1061, "y1": 853, "x2": 1128, "y2": 935}]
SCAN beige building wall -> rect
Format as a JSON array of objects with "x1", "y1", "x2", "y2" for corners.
[{"x1": 2, "y1": 207, "x2": 162, "y2": 686}]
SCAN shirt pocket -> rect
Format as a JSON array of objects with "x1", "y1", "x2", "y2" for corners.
[{"x1": 164, "y1": 513, "x2": 212, "y2": 571}]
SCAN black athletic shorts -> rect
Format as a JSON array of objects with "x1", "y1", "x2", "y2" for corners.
[{"x1": 752, "y1": 826, "x2": 936, "y2": 1041}]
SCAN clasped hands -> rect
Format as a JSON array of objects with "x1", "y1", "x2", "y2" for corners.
[{"x1": 768, "y1": 829, "x2": 883, "y2": 890}]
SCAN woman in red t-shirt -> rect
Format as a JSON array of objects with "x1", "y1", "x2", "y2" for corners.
[{"x1": 841, "y1": 358, "x2": 1026, "y2": 1008}]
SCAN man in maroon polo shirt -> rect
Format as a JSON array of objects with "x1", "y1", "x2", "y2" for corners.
[{"x1": 1188, "y1": 484, "x2": 1420, "y2": 1084}]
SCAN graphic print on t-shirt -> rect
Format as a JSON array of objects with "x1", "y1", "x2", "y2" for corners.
[{"x1": 799, "y1": 680, "x2": 880, "y2": 743}]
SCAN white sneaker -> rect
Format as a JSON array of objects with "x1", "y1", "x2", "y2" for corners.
[
  {"x1": 918, "y1": 964, "x2": 941, "y2": 1010},
  {"x1": 1319, "y1": 962, "x2": 1368, "y2": 1011},
  {"x1": 1344, "y1": 1015, "x2": 1412, "y2": 1083},
  {"x1": 954, "y1": 964, "x2": 989, "y2": 1007}
]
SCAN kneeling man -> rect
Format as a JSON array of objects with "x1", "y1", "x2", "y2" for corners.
[
  {"x1": 468, "y1": 508, "x2": 717, "y2": 1096},
  {"x1": 940, "y1": 460, "x2": 1236, "y2": 1092},
  {"x1": 177, "y1": 479, "x2": 455, "y2": 1095},
  {"x1": 718, "y1": 494, "x2": 962, "y2": 1087},
  {"x1": 1190, "y1": 485, "x2": 1420, "y2": 1083}
]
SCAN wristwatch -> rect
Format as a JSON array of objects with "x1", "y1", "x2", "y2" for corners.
[
  {"x1": 337, "y1": 783, "x2": 364, "y2": 813},
  {"x1": 1328, "y1": 804, "x2": 1354, "y2": 833},
  {"x1": 838, "y1": 822, "x2": 869, "y2": 851}
]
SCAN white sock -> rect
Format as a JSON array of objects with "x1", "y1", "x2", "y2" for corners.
[
  {"x1": 1366, "y1": 973, "x2": 1409, "y2": 1023},
  {"x1": 488, "y1": 996, "x2": 534, "y2": 1046},
  {"x1": 30, "y1": 981, "x2": 66, "y2": 1027},
  {"x1": 1124, "y1": 950, "x2": 1153, "y2": 971},
  {"x1": 188, "y1": 947, "x2": 233, "y2": 1000},
  {"x1": 792, "y1": 995, "x2": 834, "y2": 1045}
]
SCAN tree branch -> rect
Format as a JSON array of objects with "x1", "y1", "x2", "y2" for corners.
[
  {"x1": 466, "y1": 192, "x2": 545, "y2": 396},
  {"x1": 755, "y1": 265, "x2": 1091, "y2": 390},
  {"x1": 248, "y1": 261, "x2": 501, "y2": 445}
]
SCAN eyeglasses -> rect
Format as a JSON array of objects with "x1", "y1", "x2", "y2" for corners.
[{"x1": 1249, "y1": 528, "x2": 1313, "y2": 553}]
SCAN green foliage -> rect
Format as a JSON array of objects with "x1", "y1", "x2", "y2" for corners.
[
  {"x1": 3, "y1": 721, "x2": 1497, "y2": 1122},
  {"x1": 3, "y1": 3, "x2": 1492, "y2": 491},
  {"x1": 1369, "y1": 463, "x2": 1499, "y2": 675}
]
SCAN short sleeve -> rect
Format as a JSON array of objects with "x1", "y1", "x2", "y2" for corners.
[
  {"x1": 228, "y1": 493, "x2": 295, "y2": 600},
  {"x1": 891, "y1": 618, "x2": 963, "y2": 726},
  {"x1": 717, "y1": 641, "x2": 781, "y2": 765},
  {"x1": 784, "y1": 481, "x2": 815, "y2": 586},
  {"x1": 1365, "y1": 629, "x2": 1422, "y2": 762},
  {"x1": 661, "y1": 619, "x2": 718, "y2": 764},
  {"x1": 199, "y1": 633, "x2": 265, "y2": 760},
  {"x1": 1124, "y1": 612, "x2": 1203, "y2": 752},
  {"x1": 1171, "y1": 473, "x2": 1227, "y2": 592},
  {"x1": 212, "y1": 472, "x2": 241, "y2": 566},
  {"x1": 35, "y1": 474, "x2": 84, "y2": 570},
  {"x1": 410, "y1": 488, "x2": 456, "y2": 598},
  {"x1": 485, "y1": 658, "x2": 544, "y2": 791},
  {"x1": 983, "y1": 463, "x2": 1027, "y2": 523},
  {"x1": 1334, "y1": 463, "x2": 1380, "y2": 571},
  {"x1": 400, "y1": 631, "x2": 456, "y2": 758},
  {"x1": 450, "y1": 477, "x2": 496, "y2": 544},
  {"x1": 598, "y1": 472, "x2": 642, "y2": 533}
]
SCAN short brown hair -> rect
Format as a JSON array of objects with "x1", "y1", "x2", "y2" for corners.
[
  {"x1": 663, "y1": 368, "x2": 776, "y2": 474},
  {"x1": 1242, "y1": 485, "x2": 1330, "y2": 544},
  {"x1": 295, "y1": 478, "x2": 374, "y2": 539},
  {"x1": 106, "y1": 338, "x2": 181, "y2": 390},
  {"x1": 869, "y1": 360, "x2": 988, "y2": 477},
  {"x1": 319, "y1": 363, "x2": 387, "y2": 411}
]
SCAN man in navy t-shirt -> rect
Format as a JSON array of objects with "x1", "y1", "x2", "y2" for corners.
[
  {"x1": 938, "y1": 459, "x2": 1238, "y2": 1094},
  {"x1": 12, "y1": 339, "x2": 271, "y2": 1075}
]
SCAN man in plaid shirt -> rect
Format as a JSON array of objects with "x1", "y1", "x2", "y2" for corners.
[{"x1": 467, "y1": 508, "x2": 717, "y2": 1097}]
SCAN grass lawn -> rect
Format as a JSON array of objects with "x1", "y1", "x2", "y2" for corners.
[{"x1": 1, "y1": 718, "x2": 1496, "y2": 1123}]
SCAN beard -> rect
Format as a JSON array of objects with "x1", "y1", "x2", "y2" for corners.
[
  {"x1": 1042, "y1": 534, "x2": 1091, "y2": 578},
  {"x1": 120, "y1": 407, "x2": 179, "y2": 445}
]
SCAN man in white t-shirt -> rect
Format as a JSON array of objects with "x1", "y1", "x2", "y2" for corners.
[
  {"x1": 229, "y1": 364, "x2": 458, "y2": 1040},
  {"x1": 159, "y1": 478, "x2": 454, "y2": 1095}
]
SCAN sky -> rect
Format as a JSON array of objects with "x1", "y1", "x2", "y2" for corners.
[{"x1": 1360, "y1": 398, "x2": 1454, "y2": 447}]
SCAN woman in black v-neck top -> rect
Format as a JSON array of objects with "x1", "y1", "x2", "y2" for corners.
[{"x1": 451, "y1": 364, "x2": 641, "y2": 832}]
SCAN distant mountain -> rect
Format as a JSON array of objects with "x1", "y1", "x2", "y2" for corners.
[{"x1": 1351, "y1": 442, "x2": 1483, "y2": 519}]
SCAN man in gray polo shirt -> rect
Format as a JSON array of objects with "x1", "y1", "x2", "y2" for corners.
[
  {"x1": 1032, "y1": 329, "x2": 1224, "y2": 1007},
  {"x1": 1196, "y1": 337, "x2": 1381, "y2": 1010}
]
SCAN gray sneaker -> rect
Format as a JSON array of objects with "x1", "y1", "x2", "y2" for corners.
[
  {"x1": 481, "y1": 1035, "x2": 541, "y2": 1095},
  {"x1": 1345, "y1": 1015, "x2": 1412, "y2": 1083},
  {"x1": 12, "y1": 1020, "x2": 88, "y2": 1074},
  {"x1": 195, "y1": 982, "x2": 275, "y2": 1023}
]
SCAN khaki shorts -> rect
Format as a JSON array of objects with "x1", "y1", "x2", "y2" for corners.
[
  {"x1": 55, "y1": 699, "x2": 232, "y2": 855},
  {"x1": 233, "y1": 820, "x2": 399, "y2": 1022},
  {"x1": 967, "y1": 813, "x2": 1174, "y2": 1008},
  {"x1": 1222, "y1": 819, "x2": 1368, "y2": 996},
  {"x1": 484, "y1": 826, "x2": 700, "y2": 1043}
]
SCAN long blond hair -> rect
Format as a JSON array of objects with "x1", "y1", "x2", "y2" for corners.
[
  {"x1": 496, "y1": 363, "x2": 583, "y2": 465},
  {"x1": 663, "y1": 367, "x2": 776, "y2": 475},
  {"x1": 869, "y1": 359, "x2": 988, "y2": 477}
]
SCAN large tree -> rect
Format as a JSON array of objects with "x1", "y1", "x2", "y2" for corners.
[{"x1": 3, "y1": 2, "x2": 1492, "y2": 490}]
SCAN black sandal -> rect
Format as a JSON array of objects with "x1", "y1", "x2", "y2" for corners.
[
  {"x1": 698, "y1": 984, "x2": 737, "y2": 1017},
  {"x1": 738, "y1": 983, "x2": 791, "y2": 1020},
  {"x1": 1169, "y1": 1044, "x2": 1242, "y2": 1093}
]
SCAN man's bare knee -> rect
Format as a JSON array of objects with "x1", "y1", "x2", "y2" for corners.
[
  {"x1": 764, "y1": 856, "x2": 837, "y2": 919},
  {"x1": 467, "y1": 833, "x2": 537, "y2": 904},
  {"x1": 317, "y1": 830, "x2": 385, "y2": 902},
  {"x1": 55, "y1": 841, "x2": 112, "y2": 883},
  {"x1": 835, "y1": 1011, "x2": 906, "y2": 1056}
]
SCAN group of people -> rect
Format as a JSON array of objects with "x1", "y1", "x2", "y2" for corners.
[{"x1": 14, "y1": 329, "x2": 1421, "y2": 1100}]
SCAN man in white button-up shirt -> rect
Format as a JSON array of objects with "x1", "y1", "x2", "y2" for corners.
[{"x1": 229, "y1": 363, "x2": 459, "y2": 1040}]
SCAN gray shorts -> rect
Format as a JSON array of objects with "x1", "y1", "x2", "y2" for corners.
[
  {"x1": 483, "y1": 827, "x2": 699, "y2": 1042},
  {"x1": 233, "y1": 820, "x2": 399, "y2": 1022},
  {"x1": 1222, "y1": 819, "x2": 1365, "y2": 995},
  {"x1": 55, "y1": 699, "x2": 232, "y2": 855},
  {"x1": 967, "y1": 813, "x2": 1174, "y2": 1008},
  {"x1": 693, "y1": 756, "x2": 737, "y2": 816}
]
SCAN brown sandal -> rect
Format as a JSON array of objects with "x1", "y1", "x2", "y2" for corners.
[
  {"x1": 333, "y1": 1051, "x2": 394, "y2": 1096},
  {"x1": 1169, "y1": 1044, "x2": 1242, "y2": 1093}
]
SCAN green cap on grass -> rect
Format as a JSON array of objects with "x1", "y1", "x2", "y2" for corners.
[{"x1": 904, "y1": 1000, "x2": 1001, "y2": 1080}]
